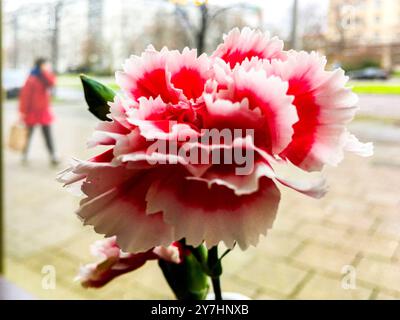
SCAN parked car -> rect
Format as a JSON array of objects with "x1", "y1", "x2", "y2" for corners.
[
  {"x1": 2, "y1": 69, "x2": 28, "y2": 99},
  {"x1": 349, "y1": 67, "x2": 389, "y2": 80}
]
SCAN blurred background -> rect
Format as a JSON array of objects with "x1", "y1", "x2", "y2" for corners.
[{"x1": 1, "y1": 0, "x2": 400, "y2": 299}]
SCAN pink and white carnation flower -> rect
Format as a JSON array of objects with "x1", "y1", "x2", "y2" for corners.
[
  {"x1": 76, "y1": 237, "x2": 181, "y2": 288},
  {"x1": 59, "y1": 27, "x2": 372, "y2": 254}
]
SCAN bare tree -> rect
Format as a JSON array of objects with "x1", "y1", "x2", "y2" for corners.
[
  {"x1": 299, "y1": 2, "x2": 326, "y2": 51},
  {"x1": 206, "y1": 9, "x2": 248, "y2": 50},
  {"x1": 50, "y1": 1, "x2": 63, "y2": 73},
  {"x1": 84, "y1": 0, "x2": 104, "y2": 71},
  {"x1": 334, "y1": 4, "x2": 347, "y2": 50},
  {"x1": 146, "y1": 7, "x2": 191, "y2": 51},
  {"x1": 289, "y1": 0, "x2": 299, "y2": 50},
  {"x1": 174, "y1": 1, "x2": 260, "y2": 54}
]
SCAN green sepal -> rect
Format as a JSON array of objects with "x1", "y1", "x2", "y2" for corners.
[
  {"x1": 189, "y1": 244, "x2": 223, "y2": 278},
  {"x1": 158, "y1": 251, "x2": 209, "y2": 301},
  {"x1": 80, "y1": 74, "x2": 115, "y2": 121},
  {"x1": 188, "y1": 244, "x2": 208, "y2": 269}
]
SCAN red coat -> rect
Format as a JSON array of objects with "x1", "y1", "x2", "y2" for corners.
[{"x1": 19, "y1": 70, "x2": 56, "y2": 126}]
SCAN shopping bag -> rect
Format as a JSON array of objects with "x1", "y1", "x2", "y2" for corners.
[{"x1": 8, "y1": 122, "x2": 28, "y2": 152}]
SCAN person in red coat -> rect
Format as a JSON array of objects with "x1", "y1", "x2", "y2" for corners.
[{"x1": 19, "y1": 58, "x2": 59, "y2": 165}]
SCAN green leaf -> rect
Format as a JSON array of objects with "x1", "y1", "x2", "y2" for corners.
[
  {"x1": 80, "y1": 74, "x2": 115, "y2": 121},
  {"x1": 159, "y1": 251, "x2": 209, "y2": 301}
]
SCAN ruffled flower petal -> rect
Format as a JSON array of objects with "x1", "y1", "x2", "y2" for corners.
[
  {"x1": 212, "y1": 27, "x2": 286, "y2": 68},
  {"x1": 167, "y1": 48, "x2": 211, "y2": 101},
  {"x1": 208, "y1": 67, "x2": 298, "y2": 154},
  {"x1": 146, "y1": 170, "x2": 281, "y2": 250},
  {"x1": 116, "y1": 45, "x2": 183, "y2": 103},
  {"x1": 62, "y1": 160, "x2": 175, "y2": 253},
  {"x1": 344, "y1": 132, "x2": 373, "y2": 157},
  {"x1": 265, "y1": 51, "x2": 363, "y2": 171},
  {"x1": 76, "y1": 237, "x2": 181, "y2": 288}
]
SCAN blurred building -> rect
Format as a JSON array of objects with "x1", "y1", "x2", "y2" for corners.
[
  {"x1": 327, "y1": 0, "x2": 400, "y2": 44},
  {"x1": 326, "y1": 0, "x2": 400, "y2": 70}
]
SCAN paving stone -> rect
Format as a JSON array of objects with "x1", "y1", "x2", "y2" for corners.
[
  {"x1": 236, "y1": 256, "x2": 308, "y2": 297},
  {"x1": 220, "y1": 246, "x2": 258, "y2": 276},
  {"x1": 295, "y1": 273, "x2": 372, "y2": 300},
  {"x1": 356, "y1": 256, "x2": 400, "y2": 293},
  {"x1": 324, "y1": 207, "x2": 376, "y2": 232},
  {"x1": 219, "y1": 274, "x2": 258, "y2": 299},
  {"x1": 292, "y1": 242, "x2": 356, "y2": 275},
  {"x1": 375, "y1": 291, "x2": 399, "y2": 300},
  {"x1": 256, "y1": 230, "x2": 302, "y2": 258},
  {"x1": 5, "y1": 257, "x2": 85, "y2": 299},
  {"x1": 375, "y1": 219, "x2": 400, "y2": 240},
  {"x1": 367, "y1": 193, "x2": 400, "y2": 208},
  {"x1": 253, "y1": 290, "x2": 281, "y2": 300},
  {"x1": 337, "y1": 231, "x2": 398, "y2": 260},
  {"x1": 368, "y1": 203, "x2": 400, "y2": 220},
  {"x1": 59, "y1": 230, "x2": 104, "y2": 262},
  {"x1": 294, "y1": 222, "x2": 348, "y2": 246},
  {"x1": 270, "y1": 212, "x2": 302, "y2": 233}
]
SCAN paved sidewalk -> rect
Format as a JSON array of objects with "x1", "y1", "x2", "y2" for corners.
[
  {"x1": 357, "y1": 94, "x2": 400, "y2": 121},
  {"x1": 3, "y1": 99, "x2": 400, "y2": 300}
]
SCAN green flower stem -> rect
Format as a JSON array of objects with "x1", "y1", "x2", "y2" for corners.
[
  {"x1": 159, "y1": 241, "x2": 209, "y2": 300},
  {"x1": 211, "y1": 276, "x2": 222, "y2": 301},
  {"x1": 208, "y1": 246, "x2": 223, "y2": 301}
]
